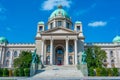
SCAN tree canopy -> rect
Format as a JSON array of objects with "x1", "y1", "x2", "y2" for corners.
[
  {"x1": 86, "y1": 46, "x2": 107, "y2": 68},
  {"x1": 13, "y1": 51, "x2": 39, "y2": 68}
]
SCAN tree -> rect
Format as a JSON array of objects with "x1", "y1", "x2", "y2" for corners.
[
  {"x1": 13, "y1": 51, "x2": 39, "y2": 68},
  {"x1": 86, "y1": 46, "x2": 107, "y2": 68}
]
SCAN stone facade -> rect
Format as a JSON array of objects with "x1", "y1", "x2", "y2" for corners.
[{"x1": 0, "y1": 6, "x2": 120, "y2": 68}]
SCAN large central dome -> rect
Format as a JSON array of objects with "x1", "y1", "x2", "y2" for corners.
[{"x1": 49, "y1": 5, "x2": 70, "y2": 19}]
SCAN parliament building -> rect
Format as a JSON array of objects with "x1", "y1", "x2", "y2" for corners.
[{"x1": 0, "y1": 6, "x2": 120, "y2": 69}]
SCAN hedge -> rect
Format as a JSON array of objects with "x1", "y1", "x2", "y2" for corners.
[
  {"x1": 24, "y1": 68, "x2": 30, "y2": 77},
  {"x1": 18, "y1": 68, "x2": 24, "y2": 76},
  {"x1": 3, "y1": 68, "x2": 9, "y2": 77},
  {"x1": 13, "y1": 68, "x2": 19, "y2": 76},
  {"x1": 88, "y1": 67, "x2": 95, "y2": 76},
  {"x1": 0, "y1": 68, "x2": 3, "y2": 77}
]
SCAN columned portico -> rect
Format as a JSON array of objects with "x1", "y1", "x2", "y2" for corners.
[{"x1": 43, "y1": 38, "x2": 78, "y2": 65}]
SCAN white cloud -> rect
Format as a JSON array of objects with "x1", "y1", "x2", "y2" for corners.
[
  {"x1": 88, "y1": 21, "x2": 107, "y2": 27},
  {"x1": 41, "y1": 0, "x2": 72, "y2": 10}
]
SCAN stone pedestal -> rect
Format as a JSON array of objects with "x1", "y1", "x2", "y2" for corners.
[
  {"x1": 80, "y1": 64, "x2": 88, "y2": 76},
  {"x1": 38, "y1": 64, "x2": 42, "y2": 70},
  {"x1": 30, "y1": 63, "x2": 36, "y2": 76}
]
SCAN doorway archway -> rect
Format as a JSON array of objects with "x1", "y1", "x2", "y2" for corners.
[{"x1": 55, "y1": 46, "x2": 64, "y2": 65}]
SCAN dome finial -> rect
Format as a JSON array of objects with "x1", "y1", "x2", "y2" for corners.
[{"x1": 58, "y1": 5, "x2": 62, "y2": 9}]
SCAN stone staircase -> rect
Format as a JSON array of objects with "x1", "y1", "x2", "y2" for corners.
[{"x1": 33, "y1": 65, "x2": 84, "y2": 78}]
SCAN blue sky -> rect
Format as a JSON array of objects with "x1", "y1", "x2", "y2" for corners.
[{"x1": 0, "y1": 0, "x2": 120, "y2": 43}]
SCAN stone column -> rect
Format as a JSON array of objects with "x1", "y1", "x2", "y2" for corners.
[
  {"x1": 41, "y1": 39, "x2": 44, "y2": 65},
  {"x1": 74, "y1": 39, "x2": 78, "y2": 65},
  {"x1": 54, "y1": 19, "x2": 56, "y2": 28},
  {"x1": 64, "y1": 20, "x2": 66, "y2": 28},
  {"x1": 66, "y1": 39, "x2": 69, "y2": 65},
  {"x1": 50, "y1": 39, "x2": 53, "y2": 65},
  {"x1": 9, "y1": 51, "x2": 13, "y2": 68},
  {"x1": 44, "y1": 41, "x2": 46, "y2": 64}
]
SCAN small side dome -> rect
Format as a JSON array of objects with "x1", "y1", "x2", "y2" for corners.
[
  {"x1": 75, "y1": 21, "x2": 82, "y2": 24},
  {"x1": 38, "y1": 21, "x2": 44, "y2": 24},
  {"x1": 49, "y1": 5, "x2": 70, "y2": 19},
  {"x1": 0, "y1": 37, "x2": 8, "y2": 44},
  {"x1": 113, "y1": 35, "x2": 120, "y2": 43}
]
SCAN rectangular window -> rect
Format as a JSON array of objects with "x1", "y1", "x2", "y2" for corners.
[
  {"x1": 39, "y1": 26, "x2": 43, "y2": 31},
  {"x1": 66, "y1": 22, "x2": 69, "y2": 28},
  {"x1": 50, "y1": 23, "x2": 53, "y2": 29},
  {"x1": 77, "y1": 26, "x2": 80, "y2": 31},
  {"x1": 58, "y1": 21, "x2": 62, "y2": 27}
]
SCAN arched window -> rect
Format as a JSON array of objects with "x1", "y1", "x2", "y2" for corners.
[
  {"x1": 39, "y1": 26, "x2": 43, "y2": 31},
  {"x1": 110, "y1": 51, "x2": 113, "y2": 57},
  {"x1": 14, "y1": 51, "x2": 17, "y2": 57},
  {"x1": 77, "y1": 26, "x2": 80, "y2": 31},
  {"x1": 57, "y1": 49, "x2": 63, "y2": 54},
  {"x1": 47, "y1": 45, "x2": 50, "y2": 52},
  {"x1": 6, "y1": 60, "x2": 9, "y2": 67},
  {"x1": 111, "y1": 59, "x2": 114, "y2": 63},
  {"x1": 69, "y1": 45, "x2": 73, "y2": 53},
  {"x1": 6, "y1": 51, "x2": 10, "y2": 57}
]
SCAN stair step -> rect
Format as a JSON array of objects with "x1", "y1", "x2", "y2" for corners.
[{"x1": 33, "y1": 65, "x2": 84, "y2": 78}]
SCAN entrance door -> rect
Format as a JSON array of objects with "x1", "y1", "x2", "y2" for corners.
[{"x1": 55, "y1": 46, "x2": 64, "y2": 65}]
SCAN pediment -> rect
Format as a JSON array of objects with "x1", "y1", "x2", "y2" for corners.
[{"x1": 42, "y1": 27, "x2": 77, "y2": 34}]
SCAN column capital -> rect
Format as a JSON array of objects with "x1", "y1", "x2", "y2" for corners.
[
  {"x1": 66, "y1": 38, "x2": 69, "y2": 41},
  {"x1": 74, "y1": 38, "x2": 78, "y2": 41},
  {"x1": 42, "y1": 38, "x2": 45, "y2": 41}
]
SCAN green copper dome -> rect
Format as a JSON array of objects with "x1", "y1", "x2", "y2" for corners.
[
  {"x1": 113, "y1": 36, "x2": 120, "y2": 43},
  {"x1": 49, "y1": 5, "x2": 70, "y2": 19},
  {"x1": 0, "y1": 37, "x2": 8, "y2": 44},
  {"x1": 75, "y1": 21, "x2": 82, "y2": 24},
  {"x1": 38, "y1": 21, "x2": 44, "y2": 24}
]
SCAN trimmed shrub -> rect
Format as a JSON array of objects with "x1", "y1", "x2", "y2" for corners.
[
  {"x1": 96, "y1": 68, "x2": 101, "y2": 76},
  {"x1": 88, "y1": 67, "x2": 95, "y2": 76},
  {"x1": 24, "y1": 68, "x2": 30, "y2": 77},
  {"x1": 0, "y1": 68, "x2": 3, "y2": 77},
  {"x1": 13, "y1": 68, "x2": 19, "y2": 76},
  {"x1": 107, "y1": 68, "x2": 112, "y2": 76},
  {"x1": 9, "y1": 69, "x2": 13, "y2": 77},
  {"x1": 18, "y1": 68, "x2": 24, "y2": 76},
  {"x1": 112, "y1": 68, "x2": 119, "y2": 76},
  {"x1": 3, "y1": 68, "x2": 9, "y2": 77},
  {"x1": 101, "y1": 68, "x2": 108, "y2": 76}
]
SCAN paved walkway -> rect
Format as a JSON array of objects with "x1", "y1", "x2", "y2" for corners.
[{"x1": 33, "y1": 65, "x2": 84, "y2": 78}]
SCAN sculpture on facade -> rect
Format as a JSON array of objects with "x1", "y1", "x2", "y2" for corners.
[
  {"x1": 32, "y1": 49, "x2": 37, "y2": 63},
  {"x1": 30, "y1": 49, "x2": 38, "y2": 76},
  {"x1": 81, "y1": 51, "x2": 87, "y2": 64}
]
